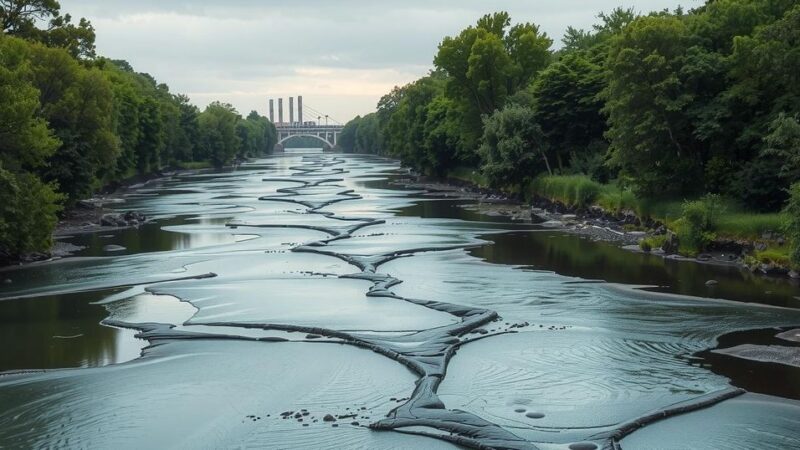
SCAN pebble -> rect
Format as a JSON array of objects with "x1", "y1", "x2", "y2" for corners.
[
  {"x1": 705, "y1": 280, "x2": 718, "y2": 286},
  {"x1": 323, "y1": 414, "x2": 336, "y2": 422}
]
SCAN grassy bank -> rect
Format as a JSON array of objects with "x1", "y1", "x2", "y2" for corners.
[{"x1": 531, "y1": 175, "x2": 786, "y2": 242}]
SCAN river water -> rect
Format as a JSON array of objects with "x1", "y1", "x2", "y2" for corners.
[{"x1": 1, "y1": 152, "x2": 800, "y2": 449}]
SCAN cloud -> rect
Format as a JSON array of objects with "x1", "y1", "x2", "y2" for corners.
[{"x1": 59, "y1": 0, "x2": 703, "y2": 121}]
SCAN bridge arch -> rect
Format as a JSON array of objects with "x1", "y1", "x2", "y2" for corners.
[{"x1": 277, "y1": 133, "x2": 334, "y2": 149}]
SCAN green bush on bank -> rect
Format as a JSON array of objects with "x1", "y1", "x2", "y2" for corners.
[
  {"x1": 639, "y1": 234, "x2": 667, "y2": 252},
  {"x1": 0, "y1": 166, "x2": 64, "y2": 258},
  {"x1": 785, "y1": 183, "x2": 800, "y2": 269},
  {"x1": 675, "y1": 194, "x2": 724, "y2": 255}
]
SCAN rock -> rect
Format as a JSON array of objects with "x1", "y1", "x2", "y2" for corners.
[
  {"x1": 790, "y1": 271, "x2": 800, "y2": 279},
  {"x1": 777, "y1": 237, "x2": 786, "y2": 246},
  {"x1": 540, "y1": 220, "x2": 565, "y2": 228},
  {"x1": 569, "y1": 443, "x2": 598, "y2": 450},
  {"x1": 654, "y1": 225, "x2": 667, "y2": 235},
  {"x1": 561, "y1": 214, "x2": 577, "y2": 221},
  {"x1": 2, "y1": 279, "x2": 11, "y2": 284},
  {"x1": 100, "y1": 214, "x2": 120, "y2": 227},
  {"x1": 323, "y1": 414, "x2": 336, "y2": 422},
  {"x1": 697, "y1": 253, "x2": 712, "y2": 261},
  {"x1": 760, "y1": 263, "x2": 789, "y2": 276},
  {"x1": 103, "y1": 244, "x2": 126, "y2": 253},
  {"x1": 530, "y1": 208, "x2": 548, "y2": 224},
  {"x1": 705, "y1": 280, "x2": 718, "y2": 286},
  {"x1": 755, "y1": 242, "x2": 768, "y2": 252},
  {"x1": 627, "y1": 231, "x2": 647, "y2": 237},
  {"x1": 662, "y1": 231, "x2": 680, "y2": 255},
  {"x1": 76, "y1": 200, "x2": 99, "y2": 209}
]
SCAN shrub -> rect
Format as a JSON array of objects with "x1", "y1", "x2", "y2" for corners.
[
  {"x1": 785, "y1": 182, "x2": 800, "y2": 269},
  {"x1": 639, "y1": 235, "x2": 667, "y2": 252},
  {"x1": 677, "y1": 194, "x2": 724, "y2": 254}
]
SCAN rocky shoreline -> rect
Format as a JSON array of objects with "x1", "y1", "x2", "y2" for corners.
[
  {"x1": 393, "y1": 174, "x2": 798, "y2": 282},
  {"x1": 1, "y1": 170, "x2": 196, "y2": 269}
]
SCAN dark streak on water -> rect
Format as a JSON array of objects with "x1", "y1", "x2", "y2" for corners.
[{"x1": 1, "y1": 153, "x2": 800, "y2": 449}]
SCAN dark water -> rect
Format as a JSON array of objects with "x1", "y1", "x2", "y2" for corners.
[{"x1": 1, "y1": 153, "x2": 799, "y2": 449}]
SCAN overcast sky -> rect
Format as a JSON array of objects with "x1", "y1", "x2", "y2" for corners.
[{"x1": 60, "y1": 0, "x2": 702, "y2": 123}]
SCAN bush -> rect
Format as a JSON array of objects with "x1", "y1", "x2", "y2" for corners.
[
  {"x1": 677, "y1": 194, "x2": 724, "y2": 254},
  {"x1": 639, "y1": 235, "x2": 667, "y2": 252},
  {"x1": 785, "y1": 182, "x2": 800, "y2": 269},
  {"x1": 0, "y1": 166, "x2": 64, "y2": 258}
]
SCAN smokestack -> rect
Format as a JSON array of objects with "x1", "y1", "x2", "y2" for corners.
[
  {"x1": 268, "y1": 99, "x2": 274, "y2": 122},
  {"x1": 278, "y1": 98, "x2": 283, "y2": 124},
  {"x1": 298, "y1": 96, "x2": 303, "y2": 124},
  {"x1": 289, "y1": 97, "x2": 294, "y2": 124}
]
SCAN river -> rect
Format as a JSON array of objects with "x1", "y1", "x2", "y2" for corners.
[{"x1": 1, "y1": 151, "x2": 799, "y2": 449}]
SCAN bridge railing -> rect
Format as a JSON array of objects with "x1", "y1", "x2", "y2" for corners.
[{"x1": 274, "y1": 124, "x2": 343, "y2": 129}]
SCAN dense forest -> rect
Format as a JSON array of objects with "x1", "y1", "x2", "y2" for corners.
[
  {"x1": 341, "y1": 2, "x2": 800, "y2": 266},
  {"x1": 0, "y1": 0, "x2": 277, "y2": 261}
]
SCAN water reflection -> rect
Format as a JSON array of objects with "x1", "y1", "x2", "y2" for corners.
[
  {"x1": 470, "y1": 231, "x2": 800, "y2": 308},
  {"x1": 0, "y1": 289, "x2": 143, "y2": 372},
  {"x1": 63, "y1": 216, "x2": 245, "y2": 257}
]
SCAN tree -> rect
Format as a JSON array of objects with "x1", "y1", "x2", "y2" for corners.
[
  {"x1": 422, "y1": 95, "x2": 462, "y2": 176},
  {"x1": 0, "y1": 0, "x2": 59, "y2": 34},
  {"x1": 434, "y1": 12, "x2": 552, "y2": 153},
  {"x1": 531, "y1": 51, "x2": 606, "y2": 172},
  {"x1": 1, "y1": 0, "x2": 96, "y2": 58},
  {"x1": 0, "y1": 164, "x2": 63, "y2": 259},
  {"x1": 198, "y1": 102, "x2": 240, "y2": 168},
  {"x1": 603, "y1": 15, "x2": 699, "y2": 196},
  {"x1": 479, "y1": 105, "x2": 550, "y2": 189},
  {"x1": 0, "y1": 35, "x2": 59, "y2": 171}
]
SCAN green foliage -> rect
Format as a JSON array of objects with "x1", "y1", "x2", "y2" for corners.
[
  {"x1": 716, "y1": 212, "x2": 785, "y2": 240},
  {"x1": 1, "y1": 0, "x2": 96, "y2": 58},
  {"x1": 434, "y1": 12, "x2": 552, "y2": 153},
  {"x1": 237, "y1": 111, "x2": 276, "y2": 158},
  {"x1": 532, "y1": 175, "x2": 602, "y2": 208},
  {"x1": 785, "y1": 183, "x2": 800, "y2": 269},
  {"x1": 0, "y1": 35, "x2": 59, "y2": 171},
  {"x1": 480, "y1": 105, "x2": 549, "y2": 189},
  {"x1": 755, "y1": 249, "x2": 791, "y2": 267},
  {"x1": 639, "y1": 235, "x2": 667, "y2": 252},
  {"x1": 0, "y1": 164, "x2": 63, "y2": 257},
  {"x1": 0, "y1": 4, "x2": 276, "y2": 259},
  {"x1": 198, "y1": 102, "x2": 241, "y2": 168},
  {"x1": 603, "y1": 14, "x2": 699, "y2": 197},
  {"x1": 677, "y1": 194, "x2": 724, "y2": 254},
  {"x1": 530, "y1": 51, "x2": 606, "y2": 172}
]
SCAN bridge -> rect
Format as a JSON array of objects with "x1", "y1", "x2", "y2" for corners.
[
  {"x1": 274, "y1": 124, "x2": 344, "y2": 151},
  {"x1": 267, "y1": 95, "x2": 344, "y2": 151}
]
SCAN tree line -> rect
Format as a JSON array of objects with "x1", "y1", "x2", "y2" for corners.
[
  {"x1": 1, "y1": 0, "x2": 277, "y2": 260},
  {"x1": 341, "y1": 2, "x2": 800, "y2": 213}
]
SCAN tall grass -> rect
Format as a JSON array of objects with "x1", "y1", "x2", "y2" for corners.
[
  {"x1": 716, "y1": 213, "x2": 786, "y2": 240},
  {"x1": 532, "y1": 175, "x2": 603, "y2": 208},
  {"x1": 527, "y1": 174, "x2": 787, "y2": 243}
]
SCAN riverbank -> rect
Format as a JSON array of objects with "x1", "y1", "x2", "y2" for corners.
[
  {"x1": 393, "y1": 172, "x2": 799, "y2": 282},
  {"x1": 0, "y1": 165, "x2": 214, "y2": 268}
]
